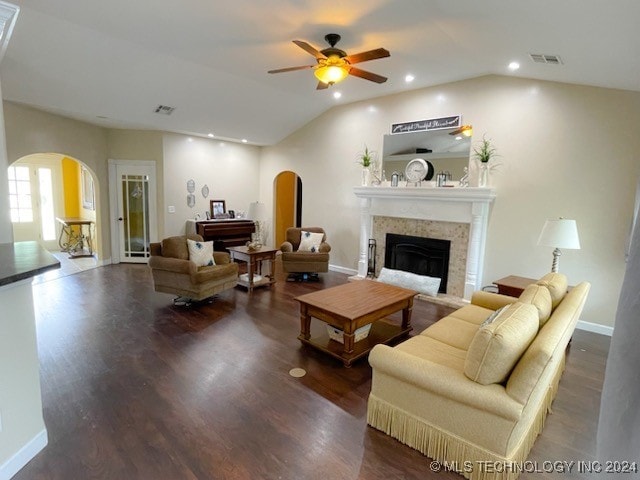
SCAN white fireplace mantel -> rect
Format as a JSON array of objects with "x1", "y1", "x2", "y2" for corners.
[{"x1": 353, "y1": 186, "x2": 496, "y2": 299}]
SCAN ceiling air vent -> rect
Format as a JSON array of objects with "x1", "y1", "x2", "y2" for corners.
[
  {"x1": 154, "y1": 105, "x2": 175, "y2": 115},
  {"x1": 529, "y1": 53, "x2": 563, "y2": 65}
]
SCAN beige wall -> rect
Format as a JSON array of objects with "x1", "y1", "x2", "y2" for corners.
[
  {"x1": 162, "y1": 133, "x2": 260, "y2": 236},
  {"x1": 2, "y1": 102, "x2": 110, "y2": 258},
  {"x1": 260, "y1": 75, "x2": 640, "y2": 327}
]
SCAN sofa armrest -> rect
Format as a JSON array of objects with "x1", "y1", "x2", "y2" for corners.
[
  {"x1": 318, "y1": 242, "x2": 331, "y2": 253},
  {"x1": 148, "y1": 256, "x2": 195, "y2": 275},
  {"x1": 280, "y1": 241, "x2": 293, "y2": 253},
  {"x1": 213, "y1": 252, "x2": 231, "y2": 265},
  {"x1": 369, "y1": 344, "x2": 523, "y2": 421},
  {"x1": 471, "y1": 291, "x2": 518, "y2": 310},
  {"x1": 150, "y1": 242, "x2": 162, "y2": 256}
]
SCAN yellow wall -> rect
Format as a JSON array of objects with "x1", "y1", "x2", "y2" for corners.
[
  {"x1": 61, "y1": 157, "x2": 80, "y2": 217},
  {"x1": 274, "y1": 171, "x2": 296, "y2": 246}
]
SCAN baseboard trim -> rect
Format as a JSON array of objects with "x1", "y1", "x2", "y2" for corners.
[
  {"x1": 98, "y1": 257, "x2": 112, "y2": 266},
  {"x1": 0, "y1": 428, "x2": 48, "y2": 480},
  {"x1": 576, "y1": 320, "x2": 614, "y2": 337},
  {"x1": 329, "y1": 264, "x2": 358, "y2": 276}
]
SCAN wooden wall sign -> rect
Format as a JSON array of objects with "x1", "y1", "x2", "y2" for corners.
[{"x1": 391, "y1": 115, "x2": 461, "y2": 135}]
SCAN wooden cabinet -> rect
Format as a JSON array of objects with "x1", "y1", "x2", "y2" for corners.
[{"x1": 195, "y1": 219, "x2": 255, "y2": 251}]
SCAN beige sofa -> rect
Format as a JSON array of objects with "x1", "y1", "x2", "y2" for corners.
[
  {"x1": 367, "y1": 273, "x2": 590, "y2": 480},
  {"x1": 149, "y1": 234, "x2": 238, "y2": 303}
]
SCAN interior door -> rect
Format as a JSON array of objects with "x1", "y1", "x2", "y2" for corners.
[{"x1": 111, "y1": 162, "x2": 157, "y2": 263}]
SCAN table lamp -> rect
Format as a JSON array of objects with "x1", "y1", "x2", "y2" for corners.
[
  {"x1": 536, "y1": 218, "x2": 581, "y2": 273},
  {"x1": 248, "y1": 201, "x2": 268, "y2": 245}
]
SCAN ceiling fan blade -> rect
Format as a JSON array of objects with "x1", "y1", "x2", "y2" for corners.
[
  {"x1": 348, "y1": 67, "x2": 388, "y2": 84},
  {"x1": 344, "y1": 48, "x2": 390, "y2": 65},
  {"x1": 293, "y1": 40, "x2": 326, "y2": 60},
  {"x1": 316, "y1": 81, "x2": 329, "y2": 90},
  {"x1": 268, "y1": 65, "x2": 316, "y2": 74}
]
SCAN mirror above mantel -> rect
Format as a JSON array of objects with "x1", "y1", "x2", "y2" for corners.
[{"x1": 382, "y1": 127, "x2": 472, "y2": 181}]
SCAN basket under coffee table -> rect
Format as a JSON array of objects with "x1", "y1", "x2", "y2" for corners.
[{"x1": 295, "y1": 280, "x2": 417, "y2": 367}]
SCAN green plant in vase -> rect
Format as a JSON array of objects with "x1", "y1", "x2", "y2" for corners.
[
  {"x1": 357, "y1": 145, "x2": 378, "y2": 186},
  {"x1": 472, "y1": 135, "x2": 499, "y2": 187}
]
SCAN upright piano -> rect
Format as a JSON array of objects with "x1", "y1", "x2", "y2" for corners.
[{"x1": 192, "y1": 219, "x2": 255, "y2": 251}]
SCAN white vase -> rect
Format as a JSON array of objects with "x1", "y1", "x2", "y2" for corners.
[
  {"x1": 361, "y1": 168, "x2": 370, "y2": 186},
  {"x1": 479, "y1": 163, "x2": 489, "y2": 187}
]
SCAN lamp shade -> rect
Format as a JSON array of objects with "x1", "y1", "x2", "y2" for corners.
[
  {"x1": 537, "y1": 219, "x2": 581, "y2": 249},
  {"x1": 314, "y1": 55, "x2": 349, "y2": 85},
  {"x1": 247, "y1": 201, "x2": 267, "y2": 221}
]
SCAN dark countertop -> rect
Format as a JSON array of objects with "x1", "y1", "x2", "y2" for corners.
[{"x1": 0, "y1": 241, "x2": 60, "y2": 287}]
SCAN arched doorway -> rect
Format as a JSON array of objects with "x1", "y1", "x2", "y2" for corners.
[
  {"x1": 273, "y1": 171, "x2": 302, "y2": 247},
  {"x1": 7, "y1": 153, "x2": 99, "y2": 278}
]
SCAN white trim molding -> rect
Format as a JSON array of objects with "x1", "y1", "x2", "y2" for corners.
[
  {"x1": 353, "y1": 186, "x2": 496, "y2": 299},
  {"x1": 0, "y1": 428, "x2": 47, "y2": 480},
  {"x1": 576, "y1": 320, "x2": 614, "y2": 337},
  {"x1": 0, "y1": 1, "x2": 19, "y2": 63},
  {"x1": 329, "y1": 264, "x2": 358, "y2": 276}
]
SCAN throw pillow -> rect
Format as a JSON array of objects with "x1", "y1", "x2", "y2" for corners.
[
  {"x1": 298, "y1": 231, "x2": 324, "y2": 252},
  {"x1": 187, "y1": 238, "x2": 216, "y2": 267},
  {"x1": 377, "y1": 267, "x2": 441, "y2": 297},
  {"x1": 518, "y1": 284, "x2": 552, "y2": 327},
  {"x1": 464, "y1": 302, "x2": 539, "y2": 385},
  {"x1": 536, "y1": 272, "x2": 568, "y2": 309},
  {"x1": 480, "y1": 305, "x2": 509, "y2": 327}
]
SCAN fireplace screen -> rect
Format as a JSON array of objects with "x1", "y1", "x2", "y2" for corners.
[{"x1": 384, "y1": 233, "x2": 450, "y2": 293}]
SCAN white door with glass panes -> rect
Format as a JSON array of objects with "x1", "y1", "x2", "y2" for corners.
[
  {"x1": 109, "y1": 160, "x2": 157, "y2": 263},
  {"x1": 8, "y1": 161, "x2": 63, "y2": 251}
]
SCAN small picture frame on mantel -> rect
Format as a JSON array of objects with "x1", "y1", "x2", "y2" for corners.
[{"x1": 210, "y1": 199, "x2": 227, "y2": 218}]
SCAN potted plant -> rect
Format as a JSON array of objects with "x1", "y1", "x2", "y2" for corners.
[
  {"x1": 472, "y1": 135, "x2": 498, "y2": 187},
  {"x1": 357, "y1": 145, "x2": 376, "y2": 186}
]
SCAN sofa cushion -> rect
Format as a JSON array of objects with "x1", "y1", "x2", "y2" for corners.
[
  {"x1": 298, "y1": 231, "x2": 324, "y2": 252},
  {"x1": 421, "y1": 316, "x2": 479, "y2": 351},
  {"x1": 464, "y1": 302, "x2": 539, "y2": 385},
  {"x1": 448, "y1": 304, "x2": 496, "y2": 326},
  {"x1": 395, "y1": 335, "x2": 467, "y2": 371},
  {"x1": 377, "y1": 267, "x2": 440, "y2": 297},
  {"x1": 187, "y1": 239, "x2": 216, "y2": 267},
  {"x1": 536, "y1": 272, "x2": 568, "y2": 309},
  {"x1": 519, "y1": 284, "x2": 552, "y2": 326},
  {"x1": 162, "y1": 236, "x2": 190, "y2": 260}
]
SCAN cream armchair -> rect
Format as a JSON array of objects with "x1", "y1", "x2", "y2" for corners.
[
  {"x1": 279, "y1": 227, "x2": 330, "y2": 279},
  {"x1": 149, "y1": 234, "x2": 238, "y2": 305}
]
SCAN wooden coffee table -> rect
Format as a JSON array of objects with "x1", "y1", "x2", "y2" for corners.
[{"x1": 295, "y1": 280, "x2": 417, "y2": 367}]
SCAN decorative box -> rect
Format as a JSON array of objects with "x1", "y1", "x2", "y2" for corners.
[{"x1": 326, "y1": 324, "x2": 372, "y2": 344}]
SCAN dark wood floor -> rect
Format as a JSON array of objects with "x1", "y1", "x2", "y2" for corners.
[{"x1": 16, "y1": 261, "x2": 610, "y2": 480}]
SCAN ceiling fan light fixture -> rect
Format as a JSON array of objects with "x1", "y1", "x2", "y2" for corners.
[
  {"x1": 314, "y1": 55, "x2": 349, "y2": 85},
  {"x1": 314, "y1": 65, "x2": 348, "y2": 85}
]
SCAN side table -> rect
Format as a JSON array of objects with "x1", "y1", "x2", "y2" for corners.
[
  {"x1": 492, "y1": 275, "x2": 538, "y2": 297},
  {"x1": 227, "y1": 245, "x2": 278, "y2": 293}
]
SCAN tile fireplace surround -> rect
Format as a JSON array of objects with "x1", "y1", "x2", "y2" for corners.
[{"x1": 353, "y1": 186, "x2": 496, "y2": 299}]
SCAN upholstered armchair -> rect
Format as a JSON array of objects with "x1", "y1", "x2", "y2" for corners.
[
  {"x1": 280, "y1": 227, "x2": 331, "y2": 279},
  {"x1": 149, "y1": 234, "x2": 238, "y2": 305}
]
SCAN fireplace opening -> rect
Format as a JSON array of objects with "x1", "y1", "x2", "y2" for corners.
[{"x1": 384, "y1": 233, "x2": 450, "y2": 293}]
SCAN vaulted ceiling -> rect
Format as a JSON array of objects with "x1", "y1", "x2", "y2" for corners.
[{"x1": 2, "y1": 0, "x2": 639, "y2": 145}]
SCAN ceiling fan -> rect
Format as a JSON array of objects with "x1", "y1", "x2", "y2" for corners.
[{"x1": 268, "y1": 33, "x2": 390, "y2": 90}]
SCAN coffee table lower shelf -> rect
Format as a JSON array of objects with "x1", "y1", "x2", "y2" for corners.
[{"x1": 298, "y1": 320, "x2": 411, "y2": 367}]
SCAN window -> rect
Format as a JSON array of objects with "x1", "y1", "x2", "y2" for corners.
[{"x1": 8, "y1": 166, "x2": 33, "y2": 223}]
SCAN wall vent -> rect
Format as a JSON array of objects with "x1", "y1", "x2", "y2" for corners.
[
  {"x1": 154, "y1": 105, "x2": 175, "y2": 115},
  {"x1": 529, "y1": 53, "x2": 563, "y2": 65}
]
